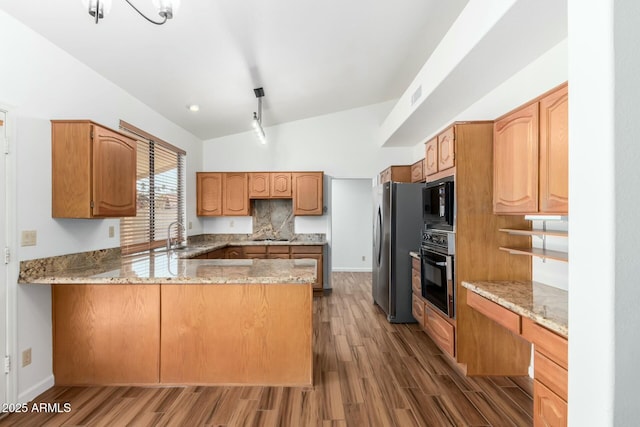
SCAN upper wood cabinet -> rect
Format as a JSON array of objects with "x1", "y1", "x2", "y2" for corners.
[
  {"x1": 196, "y1": 172, "x2": 223, "y2": 216},
  {"x1": 52, "y1": 120, "x2": 137, "y2": 218},
  {"x1": 379, "y1": 165, "x2": 411, "y2": 184},
  {"x1": 493, "y1": 84, "x2": 568, "y2": 215},
  {"x1": 539, "y1": 85, "x2": 569, "y2": 214},
  {"x1": 248, "y1": 172, "x2": 292, "y2": 199},
  {"x1": 222, "y1": 173, "x2": 250, "y2": 216},
  {"x1": 424, "y1": 127, "x2": 456, "y2": 178},
  {"x1": 292, "y1": 172, "x2": 324, "y2": 215},
  {"x1": 410, "y1": 159, "x2": 425, "y2": 183},
  {"x1": 271, "y1": 172, "x2": 292, "y2": 198}
]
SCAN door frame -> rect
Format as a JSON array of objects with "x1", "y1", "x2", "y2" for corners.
[{"x1": 1, "y1": 105, "x2": 18, "y2": 404}]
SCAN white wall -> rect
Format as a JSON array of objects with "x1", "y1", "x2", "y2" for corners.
[
  {"x1": 569, "y1": 1, "x2": 640, "y2": 425},
  {"x1": 0, "y1": 10, "x2": 203, "y2": 402},
  {"x1": 201, "y1": 101, "x2": 416, "y2": 235},
  {"x1": 330, "y1": 179, "x2": 373, "y2": 272}
]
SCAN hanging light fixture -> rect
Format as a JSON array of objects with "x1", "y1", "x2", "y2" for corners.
[
  {"x1": 252, "y1": 87, "x2": 267, "y2": 145},
  {"x1": 81, "y1": 0, "x2": 180, "y2": 25}
]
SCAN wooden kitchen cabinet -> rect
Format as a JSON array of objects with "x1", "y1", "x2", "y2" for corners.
[
  {"x1": 410, "y1": 159, "x2": 425, "y2": 182},
  {"x1": 225, "y1": 246, "x2": 243, "y2": 259},
  {"x1": 424, "y1": 127, "x2": 456, "y2": 179},
  {"x1": 197, "y1": 172, "x2": 223, "y2": 216},
  {"x1": 267, "y1": 245, "x2": 290, "y2": 259},
  {"x1": 243, "y1": 245, "x2": 267, "y2": 259},
  {"x1": 493, "y1": 83, "x2": 568, "y2": 214},
  {"x1": 52, "y1": 120, "x2": 137, "y2": 218},
  {"x1": 379, "y1": 165, "x2": 411, "y2": 184},
  {"x1": 291, "y1": 245, "x2": 323, "y2": 291},
  {"x1": 271, "y1": 172, "x2": 292, "y2": 198},
  {"x1": 248, "y1": 172, "x2": 292, "y2": 199},
  {"x1": 223, "y1": 173, "x2": 250, "y2": 216},
  {"x1": 292, "y1": 172, "x2": 324, "y2": 215}
]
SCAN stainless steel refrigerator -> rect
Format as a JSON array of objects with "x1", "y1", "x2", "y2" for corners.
[{"x1": 372, "y1": 181, "x2": 423, "y2": 323}]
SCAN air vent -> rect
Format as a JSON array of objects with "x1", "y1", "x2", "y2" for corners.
[{"x1": 411, "y1": 85, "x2": 422, "y2": 106}]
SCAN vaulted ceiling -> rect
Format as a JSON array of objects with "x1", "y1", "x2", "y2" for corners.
[{"x1": 0, "y1": 0, "x2": 469, "y2": 140}]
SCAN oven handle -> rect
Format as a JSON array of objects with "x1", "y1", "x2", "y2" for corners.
[{"x1": 445, "y1": 255, "x2": 453, "y2": 281}]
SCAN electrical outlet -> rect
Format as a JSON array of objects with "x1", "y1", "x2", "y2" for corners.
[
  {"x1": 229, "y1": 220, "x2": 235, "y2": 228},
  {"x1": 22, "y1": 348, "x2": 31, "y2": 367},
  {"x1": 188, "y1": 221, "x2": 193, "y2": 230},
  {"x1": 108, "y1": 226, "x2": 115, "y2": 238},
  {"x1": 21, "y1": 230, "x2": 37, "y2": 246},
  {"x1": 362, "y1": 255, "x2": 366, "y2": 261}
]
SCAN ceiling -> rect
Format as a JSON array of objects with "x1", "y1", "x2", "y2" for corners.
[{"x1": 0, "y1": 0, "x2": 469, "y2": 140}]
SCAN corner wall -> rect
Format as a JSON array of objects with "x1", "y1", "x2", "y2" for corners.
[{"x1": 0, "y1": 10, "x2": 203, "y2": 402}]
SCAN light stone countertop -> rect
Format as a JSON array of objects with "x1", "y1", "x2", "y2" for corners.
[
  {"x1": 21, "y1": 252, "x2": 317, "y2": 285},
  {"x1": 461, "y1": 280, "x2": 568, "y2": 338},
  {"x1": 409, "y1": 251, "x2": 420, "y2": 259}
]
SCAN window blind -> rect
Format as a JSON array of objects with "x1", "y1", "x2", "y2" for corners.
[{"x1": 119, "y1": 121, "x2": 185, "y2": 255}]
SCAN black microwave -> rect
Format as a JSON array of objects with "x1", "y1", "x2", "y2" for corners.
[{"x1": 423, "y1": 176, "x2": 455, "y2": 231}]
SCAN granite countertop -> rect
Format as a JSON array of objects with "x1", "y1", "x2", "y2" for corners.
[
  {"x1": 21, "y1": 252, "x2": 317, "y2": 285},
  {"x1": 461, "y1": 280, "x2": 568, "y2": 338},
  {"x1": 409, "y1": 251, "x2": 420, "y2": 259}
]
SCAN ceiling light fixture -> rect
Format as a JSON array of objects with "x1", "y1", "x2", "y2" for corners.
[
  {"x1": 81, "y1": 0, "x2": 180, "y2": 25},
  {"x1": 252, "y1": 87, "x2": 267, "y2": 145},
  {"x1": 187, "y1": 104, "x2": 200, "y2": 112}
]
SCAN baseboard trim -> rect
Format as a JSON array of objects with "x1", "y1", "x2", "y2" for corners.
[
  {"x1": 331, "y1": 267, "x2": 372, "y2": 272},
  {"x1": 18, "y1": 374, "x2": 54, "y2": 403}
]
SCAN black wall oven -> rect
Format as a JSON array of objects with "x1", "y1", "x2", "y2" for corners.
[
  {"x1": 420, "y1": 229, "x2": 455, "y2": 318},
  {"x1": 423, "y1": 176, "x2": 454, "y2": 231}
]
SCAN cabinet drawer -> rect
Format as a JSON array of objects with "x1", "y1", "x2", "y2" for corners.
[
  {"x1": 534, "y1": 380, "x2": 567, "y2": 427},
  {"x1": 267, "y1": 245, "x2": 290, "y2": 254},
  {"x1": 243, "y1": 245, "x2": 267, "y2": 254},
  {"x1": 411, "y1": 268, "x2": 421, "y2": 296},
  {"x1": 412, "y1": 294, "x2": 425, "y2": 327},
  {"x1": 534, "y1": 350, "x2": 567, "y2": 401},
  {"x1": 424, "y1": 305, "x2": 455, "y2": 357},
  {"x1": 467, "y1": 291, "x2": 521, "y2": 334},
  {"x1": 290, "y1": 245, "x2": 323, "y2": 254},
  {"x1": 522, "y1": 318, "x2": 568, "y2": 369}
]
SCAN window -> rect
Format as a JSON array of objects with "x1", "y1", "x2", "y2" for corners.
[{"x1": 119, "y1": 121, "x2": 186, "y2": 255}]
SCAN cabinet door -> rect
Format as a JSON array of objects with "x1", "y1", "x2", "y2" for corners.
[
  {"x1": 493, "y1": 103, "x2": 539, "y2": 214},
  {"x1": 271, "y1": 172, "x2": 292, "y2": 198},
  {"x1": 225, "y1": 247, "x2": 243, "y2": 259},
  {"x1": 534, "y1": 380, "x2": 567, "y2": 427},
  {"x1": 197, "y1": 173, "x2": 223, "y2": 216},
  {"x1": 92, "y1": 125, "x2": 137, "y2": 217},
  {"x1": 249, "y1": 172, "x2": 270, "y2": 199},
  {"x1": 425, "y1": 138, "x2": 438, "y2": 176},
  {"x1": 437, "y1": 127, "x2": 455, "y2": 172},
  {"x1": 292, "y1": 172, "x2": 323, "y2": 215},
  {"x1": 223, "y1": 173, "x2": 250, "y2": 216},
  {"x1": 539, "y1": 85, "x2": 569, "y2": 214},
  {"x1": 410, "y1": 160, "x2": 424, "y2": 183}
]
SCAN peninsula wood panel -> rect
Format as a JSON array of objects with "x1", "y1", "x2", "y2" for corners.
[
  {"x1": 493, "y1": 103, "x2": 540, "y2": 213},
  {"x1": 453, "y1": 122, "x2": 532, "y2": 376},
  {"x1": 52, "y1": 284, "x2": 160, "y2": 385},
  {"x1": 160, "y1": 283, "x2": 312, "y2": 386},
  {"x1": 196, "y1": 172, "x2": 223, "y2": 216},
  {"x1": 539, "y1": 84, "x2": 569, "y2": 214}
]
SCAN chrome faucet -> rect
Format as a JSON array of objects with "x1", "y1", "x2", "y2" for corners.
[{"x1": 167, "y1": 221, "x2": 186, "y2": 251}]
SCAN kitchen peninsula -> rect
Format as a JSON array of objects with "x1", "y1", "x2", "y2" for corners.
[{"x1": 20, "y1": 243, "x2": 319, "y2": 387}]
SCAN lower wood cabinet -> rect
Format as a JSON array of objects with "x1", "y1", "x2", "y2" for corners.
[
  {"x1": 468, "y1": 292, "x2": 568, "y2": 427},
  {"x1": 424, "y1": 305, "x2": 455, "y2": 358}
]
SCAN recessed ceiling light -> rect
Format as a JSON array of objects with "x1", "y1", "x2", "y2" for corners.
[{"x1": 187, "y1": 104, "x2": 200, "y2": 112}]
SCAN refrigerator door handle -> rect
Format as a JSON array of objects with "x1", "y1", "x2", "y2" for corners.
[{"x1": 376, "y1": 207, "x2": 383, "y2": 265}]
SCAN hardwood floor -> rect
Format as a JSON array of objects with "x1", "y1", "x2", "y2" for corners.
[{"x1": 0, "y1": 272, "x2": 532, "y2": 426}]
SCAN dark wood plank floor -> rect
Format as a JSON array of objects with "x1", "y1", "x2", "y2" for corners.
[{"x1": 0, "y1": 272, "x2": 532, "y2": 426}]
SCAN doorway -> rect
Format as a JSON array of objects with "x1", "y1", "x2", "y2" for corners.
[
  {"x1": 330, "y1": 178, "x2": 373, "y2": 272},
  {"x1": 0, "y1": 110, "x2": 8, "y2": 404}
]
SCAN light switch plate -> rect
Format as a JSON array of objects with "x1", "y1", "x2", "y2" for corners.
[
  {"x1": 21, "y1": 230, "x2": 37, "y2": 247},
  {"x1": 108, "y1": 226, "x2": 115, "y2": 238}
]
